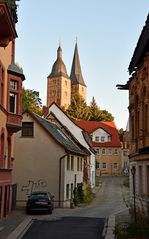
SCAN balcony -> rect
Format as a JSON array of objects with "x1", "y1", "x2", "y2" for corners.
[
  {"x1": 0, "y1": 0, "x2": 17, "y2": 47},
  {"x1": 7, "y1": 112, "x2": 22, "y2": 133}
]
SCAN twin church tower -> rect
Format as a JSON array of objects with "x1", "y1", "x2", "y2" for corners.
[{"x1": 46, "y1": 43, "x2": 87, "y2": 109}]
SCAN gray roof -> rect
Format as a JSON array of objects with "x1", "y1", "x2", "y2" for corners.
[
  {"x1": 48, "y1": 46, "x2": 69, "y2": 78},
  {"x1": 32, "y1": 112, "x2": 86, "y2": 156},
  {"x1": 7, "y1": 63, "x2": 25, "y2": 81},
  {"x1": 70, "y1": 43, "x2": 86, "y2": 86}
]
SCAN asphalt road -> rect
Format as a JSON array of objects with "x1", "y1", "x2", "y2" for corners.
[
  {"x1": 22, "y1": 217, "x2": 105, "y2": 239},
  {"x1": 21, "y1": 176, "x2": 128, "y2": 239}
]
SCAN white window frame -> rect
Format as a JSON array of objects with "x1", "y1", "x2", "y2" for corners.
[
  {"x1": 114, "y1": 163, "x2": 118, "y2": 169},
  {"x1": 102, "y1": 148, "x2": 106, "y2": 155},
  {"x1": 95, "y1": 136, "x2": 99, "y2": 142},
  {"x1": 102, "y1": 163, "x2": 107, "y2": 169}
]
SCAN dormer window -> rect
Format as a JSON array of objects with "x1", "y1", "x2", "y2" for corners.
[
  {"x1": 95, "y1": 136, "x2": 99, "y2": 142},
  {"x1": 108, "y1": 136, "x2": 112, "y2": 141},
  {"x1": 101, "y1": 136, "x2": 105, "y2": 142}
]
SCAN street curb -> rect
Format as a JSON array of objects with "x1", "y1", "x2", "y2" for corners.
[
  {"x1": 6, "y1": 216, "x2": 33, "y2": 239},
  {"x1": 105, "y1": 215, "x2": 115, "y2": 239}
]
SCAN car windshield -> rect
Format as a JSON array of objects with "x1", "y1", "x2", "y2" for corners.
[{"x1": 30, "y1": 193, "x2": 49, "y2": 200}]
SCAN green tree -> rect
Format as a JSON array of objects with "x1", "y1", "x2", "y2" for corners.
[
  {"x1": 66, "y1": 93, "x2": 90, "y2": 120},
  {"x1": 89, "y1": 97, "x2": 114, "y2": 121},
  {"x1": 89, "y1": 97, "x2": 101, "y2": 121},
  {"x1": 22, "y1": 88, "x2": 42, "y2": 115},
  {"x1": 66, "y1": 94, "x2": 114, "y2": 121}
]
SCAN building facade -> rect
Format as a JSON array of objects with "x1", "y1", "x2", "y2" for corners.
[
  {"x1": 47, "y1": 103, "x2": 96, "y2": 188},
  {"x1": 0, "y1": 0, "x2": 25, "y2": 220},
  {"x1": 75, "y1": 121, "x2": 122, "y2": 176},
  {"x1": 13, "y1": 111, "x2": 87, "y2": 208},
  {"x1": 117, "y1": 15, "x2": 149, "y2": 217},
  {"x1": 47, "y1": 43, "x2": 86, "y2": 109}
]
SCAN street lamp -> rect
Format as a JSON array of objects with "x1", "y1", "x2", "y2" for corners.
[{"x1": 131, "y1": 166, "x2": 137, "y2": 223}]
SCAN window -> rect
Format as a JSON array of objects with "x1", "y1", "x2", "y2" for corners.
[
  {"x1": 108, "y1": 136, "x2": 112, "y2": 141},
  {"x1": 71, "y1": 156, "x2": 74, "y2": 170},
  {"x1": 10, "y1": 80, "x2": 17, "y2": 90},
  {"x1": 77, "y1": 157, "x2": 83, "y2": 171},
  {"x1": 71, "y1": 184, "x2": 73, "y2": 199},
  {"x1": 65, "y1": 80, "x2": 67, "y2": 86},
  {"x1": 114, "y1": 163, "x2": 118, "y2": 169},
  {"x1": 10, "y1": 93, "x2": 17, "y2": 113},
  {"x1": 123, "y1": 150, "x2": 127, "y2": 156},
  {"x1": 66, "y1": 184, "x2": 69, "y2": 199},
  {"x1": 102, "y1": 148, "x2": 106, "y2": 155},
  {"x1": 103, "y1": 163, "x2": 106, "y2": 169},
  {"x1": 67, "y1": 156, "x2": 70, "y2": 170},
  {"x1": 96, "y1": 162, "x2": 100, "y2": 169},
  {"x1": 80, "y1": 158, "x2": 82, "y2": 171},
  {"x1": 77, "y1": 157, "x2": 79, "y2": 171},
  {"x1": 108, "y1": 148, "x2": 112, "y2": 155},
  {"x1": 114, "y1": 148, "x2": 118, "y2": 155},
  {"x1": 0, "y1": 64, "x2": 4, "y2": 106},
  {"x1": 95, "y1": 136, "x2": 99, "y2": 142},
  {"x1": 95, "y1": 148, "x2": 100, "y2": 154},
  {"x1": 22, "y1": 122, "x2": 34, "y2": 137},
  {"x1": 0, "y1": 132, "x2": 4, "y2": 167},
  {"x1": 101, "y1": 136, "x2": 105, "y2": 142}
]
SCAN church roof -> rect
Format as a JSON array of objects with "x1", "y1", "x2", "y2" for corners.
[
  {"x1": 128, "y1": 14, "x2": 149, "y2": 74},
  {"x1": 49, "y1": 46, "x2": 69, "y2": 78},
  {"x1": 70, "y1": 43, "x2": 86, "y2": 86}
]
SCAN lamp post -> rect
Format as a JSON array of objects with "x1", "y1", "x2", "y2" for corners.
[{"x1": 131, "y1": 166, "x2": 137, "y2": 223}]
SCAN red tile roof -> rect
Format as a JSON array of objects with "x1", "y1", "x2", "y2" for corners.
[{"x1": 74, "y1": 120, "x2": 121, "y2": 147}]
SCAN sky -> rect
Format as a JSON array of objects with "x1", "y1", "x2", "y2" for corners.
[{"x1": 15, "y1": 0, "x2": 149, "y2": 129}]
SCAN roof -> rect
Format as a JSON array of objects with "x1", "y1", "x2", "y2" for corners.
[
  {"x1": 48, "y1": 46, "x2": 69, "y2": 78},
  {"x1": 7, "y1": 63, "x2": 25, "y2": 81},
  {"x1": 70, "y1": 43, "x2": 86, "y2": 86},
  {"x1": 128, "y1": 14, "x2": 149, "y2": 74},
  {"x1": 25, "y1": 111, "x2": 86, "y2": 156},
  {"x1": 47, "y1": 102, "x2": 95, "y2": 153},
  {"x1": 74, "y1": 120, "x2": 121, "y2": 147}
]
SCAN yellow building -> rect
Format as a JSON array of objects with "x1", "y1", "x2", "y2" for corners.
[{"x1": 75, "y1": 120, "x2": 122, "y2": 176}]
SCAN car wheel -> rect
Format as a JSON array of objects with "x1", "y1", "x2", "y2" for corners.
[
  {"x1": 48, "y1": 209, "x2": 52, "y2": 214},
  {"x1": 26, "y1": 209, "x2": 30, "y2": 215}
]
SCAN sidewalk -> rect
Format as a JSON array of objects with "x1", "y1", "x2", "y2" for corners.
[{"x1": 0, "y1": 207, "x2": 29, "y2": 239}]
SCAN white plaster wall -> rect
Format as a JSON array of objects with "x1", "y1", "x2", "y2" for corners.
[
  {"x1": 48, "y1": 104, "x2": 96, "y2": 188},
  {"x1": 64, "y1": 156, "x2": 83, "y2": 200},
  {"x1": 13, "y1": 113, "x2": 67, "y2": 203},
  {"x1": 92, "y1": 128, "x2": 110, "y2": 142}
]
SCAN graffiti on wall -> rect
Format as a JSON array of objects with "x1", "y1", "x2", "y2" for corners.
[{"x1": 21, "y1": 179, "x2": 47, "y2": 195}]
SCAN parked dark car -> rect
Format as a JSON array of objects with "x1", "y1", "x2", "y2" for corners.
[{"x1": 26, "y1": 191, "x2": 54, "y2": 214}]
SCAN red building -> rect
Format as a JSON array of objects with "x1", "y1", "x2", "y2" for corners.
[{"x1": 0, "y1": 0, "x2": 25, "y2": 220}]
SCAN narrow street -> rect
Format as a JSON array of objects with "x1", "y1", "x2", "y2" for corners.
[{"x1": 21, "y1": 176, "x2": 129, "y2": 239}]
